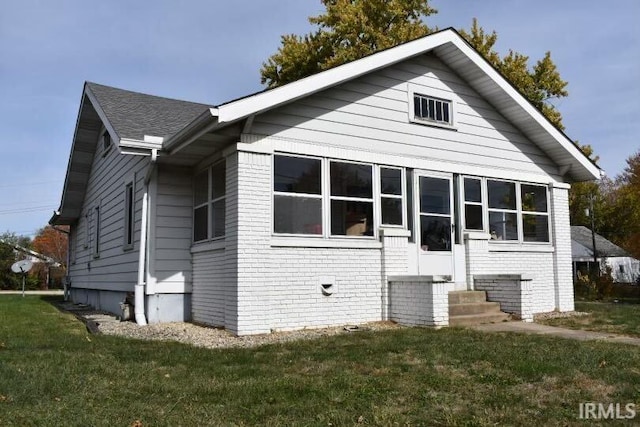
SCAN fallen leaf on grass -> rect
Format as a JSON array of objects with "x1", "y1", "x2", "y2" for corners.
[
  {"x1": 131, "y1": 419, "x2": 143, "y2": 427},
  {"x1": 86, "y1": 336, "x2": 92, "y2": 342},
  {"x1": 164, "y1": 374, "x2": 170, "y2": 378},
  {"x1": 599, "y1": 360, "x2": 607, "y2": 368},
  {"x1": 0, "y1": 395, "x2": 7, "y2": 402}
]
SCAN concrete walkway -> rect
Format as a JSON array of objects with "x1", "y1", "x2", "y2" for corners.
[
  {"x1": 0, "y1": 290, "x2": 63, "y2": 296},
  {"x1": 472, "y1": 322, "x2": 640, "y2": 346}
]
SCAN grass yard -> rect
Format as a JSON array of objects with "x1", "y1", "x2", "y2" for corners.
[
  {"x1": 1, "y1": 296, "x2": 639, "y2": 426},
  {"x1": 540, "y1": 301, "x2": 640, "y2": 338}
]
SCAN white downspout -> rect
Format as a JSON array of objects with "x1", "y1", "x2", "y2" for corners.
[{"x1": 135, "y1": 148, "x2": 158, "y2": 325}]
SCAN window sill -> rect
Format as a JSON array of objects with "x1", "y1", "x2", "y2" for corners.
[
  {"x1": 271, "y1": 236, "x2": 382, "y2": 249},
  {"x1": 191, "y1": 239, "x2": 225, "y2": 253},
  {"x1": 409, "y1": 117, "x2": 457, "y2": 131},
  {"x1": 488, "y1": 242, "x2": 554, "y2": 253},
  {"x1": 123, "y1": 245, "x2": 134, "y2": 252}
]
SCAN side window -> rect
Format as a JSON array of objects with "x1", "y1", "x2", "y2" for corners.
[
  {"x1": 330, "y1": 161, "x2": 373, "y2": 236},
  {"x1": 487, "y1": 180, "x2": 518, "y2": 241},
  {"x1": 193, "y1": 160, "x2": 226, "y2": 242},
  {"x1": 93, "y1": 205, "x2": 100, "y2": 258},
  {"x1": 380, "y1": 167, "x2": 404, "y2": 226},
  {"x1": 463, "y1": 177, "x2": 483, "y2": 231},
  {"x1": 521, "y1": 184, "x2": 549, "y2": 242},
  {"x1": 102, "y1": 130, "x2": 112, "y2": 155},
  {"x1": 273, "y1": 155, "x2": 322, "y2": 235},
  {"x1": 123, "y1": 181, "x2": 135, "y2": 249}
]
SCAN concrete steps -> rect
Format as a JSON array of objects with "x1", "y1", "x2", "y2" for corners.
[{"x1": 448, "y1": 291, "x2": 510, "y2": 326}]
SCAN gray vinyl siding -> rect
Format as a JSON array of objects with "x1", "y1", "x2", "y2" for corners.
[
  {"x1": 68, "y1": 137, "x2": 148, "y2": 292},
  {"x1": 251, "y1": 52, "x2": 558, "y2": 178},
  {"x1": 151, "y1": 165, "x2": 192, "y2": 288}
]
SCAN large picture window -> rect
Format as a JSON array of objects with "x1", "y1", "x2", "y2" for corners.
[
  {"x1": 330, "y1": 161, "x2": 373, "y2": 236},
  {"x1": 464, "y1": 177, "x2": 550, "y2": 243},
  {"x1": 273, "y1": 155, "x2": 323, "y2": 235},
  {"x1": 193, "y1": 160, "x2": 226, "y2": 242}
]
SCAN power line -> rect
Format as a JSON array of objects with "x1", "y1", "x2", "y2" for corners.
[
  {"x1": 0, "y1": 181, "x2": 63, "y2": 189},
  {"x1": 0, "y1": 206, "x2": 55, "y2": 216}
]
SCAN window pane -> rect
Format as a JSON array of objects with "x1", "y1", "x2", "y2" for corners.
[
  {"x1": 194, "y1": 171, "x2": 208, "y2": 206},
  {"x1": 193, "y1": 206, "x2": 208, "y2": 241},
  {"x1": 211, "y1": 200, "x2": 225, "y2": 238},
  {"x1": 487, "y1": 180, "x2": 516, "y2": 210},
  {"x1": 428, "y1": 99, "x2": 435, "y2": 120},
  {"x1": 381, "y1": 197, "x2": 403, "y2": 225},
  {"x1": 274, "y1": 156, "x2": 321, "y2": 194},
  {"x1": 126, "y1": 185, "x2": 134, "y2": 245},
  {"x1": 420, "y1": 215, "x2": 451, "y2": 251},
  {"x1": 331, "y1": 200, "x2": 373, "y2": 236},
  {"x1": 464, "y1": 204, "x2": 483, "y2": 230},
  {"x1": 419, "y1": 177, "x2": 450, "y2": 215},
  {"x1": 274, "y1": 196, "x2": 322, "y2": 235},
  {"x1": 435, "y1": 101, "x2": 443, "y2": 121},
  {"x1": 442, "y1": 105, "x2": 450, "y2": 123},
  {"x1": 414, "y1": 96, "x2": 421, "y2": 118},
  {"x1": 523, "y1": 214, "x2": 549, "y2": 242},
  {"x1": 521, "y1": 184, "x2": 547, "y2": 212},
  {"x1": 421, "y1": 97, "x2": 428, "y2": 118},
  {"x1": 211, "y1": 161, "x2": 226, "y2": 200},
  {"x1": 380, "y1": 168, "x2": 402, "y2": 195},
  {"x1": 464, "y1": 178, "x2": 482, "y2": 203},
  {"x1": 330, "y1": 162, "x2": 372, "y2": 198},
  {"x1": 488, "y1": 211, "x2": 518, "y2": 241}
]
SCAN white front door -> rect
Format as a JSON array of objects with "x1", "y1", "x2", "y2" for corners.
[{"x1": 416, "y1": 172, "x2": 455, "y2": 278}]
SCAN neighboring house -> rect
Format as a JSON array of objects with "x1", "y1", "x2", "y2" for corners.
[
  {"x1": 50, "y1": 29, "x2": 600, "y2": 335},
  {"x1": 571, "y1": 226, "x2": 640, "y2": 283}
]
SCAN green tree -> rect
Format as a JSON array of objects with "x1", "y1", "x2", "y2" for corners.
[
  {"x1": 0, "y1": 231, "x2": 35, "y2": 290},
  {"x1": 261, "y1": 0, "x2": 437, "y2": 88},
  {"x1": 261, "y1": 2, "x2": 568, "y2": 129}
]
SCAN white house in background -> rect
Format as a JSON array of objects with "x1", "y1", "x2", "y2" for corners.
[
  {"x1": 571, "y1": 226, "x2": 640, "y2": 283},
  {"x1": 50, "y1": 29, "x2": 600, "y2": 335}
]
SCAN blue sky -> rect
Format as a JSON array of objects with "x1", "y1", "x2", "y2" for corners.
[{"x1": 1, "y1": 0, "x2": 638, "y2": 237}]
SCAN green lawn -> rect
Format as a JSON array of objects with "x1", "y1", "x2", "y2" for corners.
[
  {"x1": 1, "y1": 296, "x2": 639, "y2": 426},
  {"x1": 540, "y1": 301, "x2": 640, "y2": 338}
]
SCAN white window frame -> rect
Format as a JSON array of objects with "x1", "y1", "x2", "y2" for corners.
[
  {"x1": 407, "y1": 84, "x2": 456, "y2": 130},
  {"x1": 329, "y1": 159, "x2": 375, "y2": 239},
  {"x1": 520, "y1": 183, "x2": 551, "y2": 243},
  {"x1": 123, "y1": 178, "x2": 135, "y2": 251},
  {"x1": 379, "y1": 166, "x2": 405, "y2": 227},
  {"x1": 272, "y1": 153, "x2": 324, "y2": 237},
  {"x1": 461, "y1": 176, "x2": 484, "y2": 232},
  {"x1": 461, "y1": 177, "x2": 552, "y2": 245},
  {"x1": 192, "y1": 159, "x2": 226, "y2": 243}
]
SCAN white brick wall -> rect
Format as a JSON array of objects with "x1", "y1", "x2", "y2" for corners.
[
  {"x1": 474, "y1": 275, "x2": 534, "y2": 322},
  {"x1": 551, "y1": 186, "x2": 575, "y2": 311},
  {"x1": 389, "y1": 277, "x2": 449, "y2": 327},
  {"x1": 380, "y1": 229, "x2": 410, "y2": 320},
  {"x1": 465, "y1": 233, "x2": 556, "y2": 314},
  {"x1": 233, "y1": 150, "x2": 384, "y2": 335}
]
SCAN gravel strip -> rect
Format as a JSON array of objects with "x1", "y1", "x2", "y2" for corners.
[
  {"x1": 534, "y1": 311, "x2": 589, "y2": 321},
  {"x1": 57, "y1": 301, "x2": 401, "y2": 349}
]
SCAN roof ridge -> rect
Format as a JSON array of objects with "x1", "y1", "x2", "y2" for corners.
[{"x1": 85, "y1": 81, "x2": 213, "y2": 108}]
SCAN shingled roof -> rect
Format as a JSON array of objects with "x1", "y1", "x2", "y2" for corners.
[
  {"x1": 571, "y1": 226, "x2": 630, "y2": 257},
  {"x1": 86, "y1": 82, "x2": 212, "y2": 141}
]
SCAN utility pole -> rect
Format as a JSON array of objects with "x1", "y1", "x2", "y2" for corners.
[{"x1": 588, "y1": 193, "x2": 599, "y2": 277}]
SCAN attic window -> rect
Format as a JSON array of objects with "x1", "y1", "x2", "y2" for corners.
[
  {"x1": 413, "y1": 94, "x2": 452, "y2": 125},
  {"x1": 102, "y1": 131, "x2": 112, "y2": 154}
]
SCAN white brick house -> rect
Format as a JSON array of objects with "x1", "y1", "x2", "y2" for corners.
[{"x1": 51, "y1": 29, "x2": 600, "y2": 335}]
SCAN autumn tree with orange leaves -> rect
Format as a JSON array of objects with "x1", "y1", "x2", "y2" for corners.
[{"x1": 32, "y1": 225, "x2": 68, "y2": 270}]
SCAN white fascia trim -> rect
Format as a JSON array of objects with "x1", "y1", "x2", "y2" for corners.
[
  {"x1": 216, "y1": 30, "x2": 455, "y2": 124},
  {"x1": 120, "y1": 138, "x2": 162, "y2": 150},
  {"x1": 448, "y1": 38, "x2": 600, "y2": 180},
  {"x1": 84, "y1": 86, "x2": 122, "y2": 148}
]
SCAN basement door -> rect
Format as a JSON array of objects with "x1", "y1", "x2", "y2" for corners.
[{"x1": 416, "y1": 172, "x2": 455, "y2": 278}]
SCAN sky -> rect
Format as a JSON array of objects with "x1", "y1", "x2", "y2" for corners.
[{"x1": 1, "y1": 0, "x2": 638, "y2": 238}]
